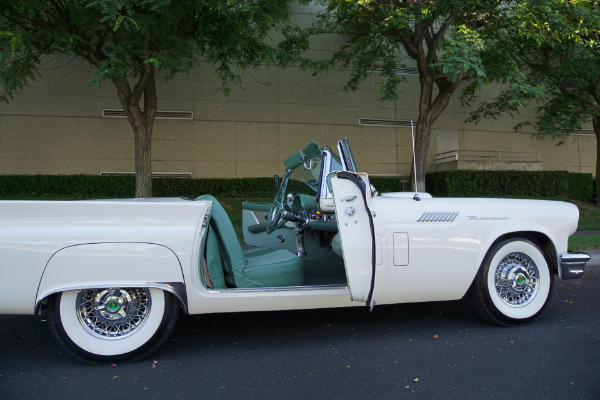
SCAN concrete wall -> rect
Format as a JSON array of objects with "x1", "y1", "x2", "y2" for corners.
[
  {"x1": 0, "y1": 55, "x2": 422, "y2": 178},
  {"x1": 0, "y1": 4, "x2": 596, "y2": 179}
]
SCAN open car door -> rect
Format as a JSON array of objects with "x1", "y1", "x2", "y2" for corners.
[{"x1": 330, "y1": 171, "x2": 376, "y2": 308}]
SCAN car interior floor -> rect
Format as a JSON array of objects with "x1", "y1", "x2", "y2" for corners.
[{"x1": 302, "y1": 250, "x2": 347, "y2": 286}]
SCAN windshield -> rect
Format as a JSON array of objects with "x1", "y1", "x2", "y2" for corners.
[
  {"x1": 277, "y1": 145, "x2": 346, "y2": 210},
  {"x1": 286, "y1": 155, "x2": 323, "y2": 197}
]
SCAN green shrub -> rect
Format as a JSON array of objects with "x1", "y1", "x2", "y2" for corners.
[
  {"x1": 0, "y1": 175, "x2": 276, "y2": 199},
  {"x1": 0, "y1": 171, "x2": 593, "y2": 201},
  {"x1": 567, "y1": 173, "x2": 595, "y2": 202},
  {"x1": 0, "y1": 175, "x2": 135, "y2": 199},
  {"x1": 425, "y1": 170, "x2": 594, "y2": 200},
  {"x1": 369, "y1": 177, "x2": 405, "y2": 193},
  {"x1": 153, "y1": 177, "x2": 274, "y2": 198}
]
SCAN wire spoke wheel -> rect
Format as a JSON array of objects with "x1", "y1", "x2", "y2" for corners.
[
  {"x1": 76, "y1": 288, "x2": 151, "y2": 339},
  {"x1": 494, "y1": 252, "x2": 540, "y2": 307},
  {"x1": 47, "y1": 287, "x2": 179, "y2": 364},
  {"x1": 469, "y1": 238, "x2": 553, "y2": 326}
]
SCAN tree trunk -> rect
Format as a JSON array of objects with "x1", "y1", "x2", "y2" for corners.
[
  {"x1": 594, "y1": 116, "x2": 600, "y2": 208},
  {"x1": 114, "y1": 67, "x2": 157, "y2": 198},
  {"x1": 411, "y1": 114, "x2": 432, "y2": 192},
  {"x1": 133, "y1": 122, "x2": 153, "y2": 198},
  {"x1": 410, "y1": 71, "x2": 434, "y2": 192},
  {"x1": 137, "y1": 68, "x2": 157, "y2": 198},
  {"x1": 409, "y1": 71, "x2": 457, "y2": 192}
]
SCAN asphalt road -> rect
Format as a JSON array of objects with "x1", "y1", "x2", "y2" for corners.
[{"x1": 1, "y1": 268, "x2": 599, "y2": 400}]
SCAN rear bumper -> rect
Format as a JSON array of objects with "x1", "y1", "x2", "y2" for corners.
[{"x1": 559, "y1": 252, "x2": 590, "y2": 279}]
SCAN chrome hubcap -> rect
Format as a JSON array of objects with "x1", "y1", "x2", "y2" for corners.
[
  {"x1": 76, "y1": 288, "x2": 151, "y2": 339},
  {"x1": 495, "y1": 252, "x2": 539, "y2": 307}
]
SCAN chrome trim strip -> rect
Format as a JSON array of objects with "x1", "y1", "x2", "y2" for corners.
[
  {"x1": 560, "y1": 253, "x2": 591, "y2": 262},
  {"x1": 207, "y1": 284, "x2": 349, "y2": 294},
  {"x1": 250, "y1": 210, "x2": 260, "y2": 225},
  {"x1": 35, "y1": 282, "x2": 188, "y2": 315}
]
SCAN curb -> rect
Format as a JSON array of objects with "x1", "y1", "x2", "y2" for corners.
[
  {"x1": 573, "y1": 231, "x2": 600, "y2": 236},
  {"x1": 582, "y1": 249, "x2": 600, "y2": 267}
]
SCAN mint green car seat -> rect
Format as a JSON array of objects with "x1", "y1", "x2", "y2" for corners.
[{"x1": 198, "y1": 195, "x2": 304, "y2": 288}]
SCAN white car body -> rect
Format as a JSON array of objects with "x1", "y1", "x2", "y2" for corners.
[{"x1": 0, "y1": 139, "x2": 589, "y2": 363}]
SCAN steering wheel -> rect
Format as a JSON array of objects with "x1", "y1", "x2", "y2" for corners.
[{"x1": 266, "y1": 186, "x2": 288, "y2": 234}]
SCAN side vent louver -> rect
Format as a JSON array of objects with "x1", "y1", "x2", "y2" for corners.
[
  {"x1": 417, "y1": 212, "x2": 459, "y2": 223},
  {"x1": 102, "y1": 109, "x2": 193, "y2": 120}
]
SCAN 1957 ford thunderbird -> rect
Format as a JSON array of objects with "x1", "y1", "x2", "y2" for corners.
[{"x1": 0, "y1": 138, "x2": 589, "y2": 363}]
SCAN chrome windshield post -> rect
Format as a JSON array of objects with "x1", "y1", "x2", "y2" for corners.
[{"x1": 337, "y1": 137, "x2": 358, "y2": 172}]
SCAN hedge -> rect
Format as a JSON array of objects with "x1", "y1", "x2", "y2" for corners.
[
  {"x1": 154, "y1": 177, "x2": 274, "y2": 198},
  {"x1": 567, "y1": 172, "x2": 596, "y2": 202},
  {"x1": 0, "y1": 171, "x2": 594, "y2": 201},
  {"x1": 425, "y1": 170, "x2": 594, "y2": 201},
  {"x1": 0, "y1": 175, "x2": 135, "y2": 199},
  {"x1": 369, "y1": 176, "x2": 405, "y2": 193},
  {"x1": 0, "y1": 175, "x2": 274, "y2": 199}
]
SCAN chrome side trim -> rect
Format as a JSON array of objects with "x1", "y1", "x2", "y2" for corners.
[
  {"x1": 35, "y1": 282, "x2": 188, "y2": 315},
  {"x1": 207, "y1": 284, "x2": 349, "y2": 294},
  {"x1": 559, "y1": 252, "x2": 590, "y2": 279}
]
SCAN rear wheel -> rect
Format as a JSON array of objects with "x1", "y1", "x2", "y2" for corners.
[
  {"x1": 469, "y1": 238, "x2": 553, "y2": 326},
  {"x1": 47, "y1": 287, "x2": 179, "y2": 364}
]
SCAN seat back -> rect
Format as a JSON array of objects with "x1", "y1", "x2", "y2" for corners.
[
  {"x1": 196, "y1": 195, "x2": 261, "y2": 288},
  {"x1": 203, "y1": 227, "x2": 227, "y2": 288}
]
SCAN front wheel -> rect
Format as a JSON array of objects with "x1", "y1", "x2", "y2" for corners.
[
  {"x1": 47, "y1": 287, "x2": 179, "y2": 364},
  {"x1": 469, "y1": 238, "x2": 554, "y2": 326}
]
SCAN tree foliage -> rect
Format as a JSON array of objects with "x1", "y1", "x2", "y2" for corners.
[
  {"x1": 0, "y1": 0, "x2": 301, "y2": 197},
  {"x1": 464, "y1": 0, "x2": 600, "y2": 204},
  {"x1": 303, "y1": 0, "x2": 507, "y2": 191}
]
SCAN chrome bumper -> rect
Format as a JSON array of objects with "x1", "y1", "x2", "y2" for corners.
[{"x1": 559, "y1": 253, "x2": 590, "y2": 279}]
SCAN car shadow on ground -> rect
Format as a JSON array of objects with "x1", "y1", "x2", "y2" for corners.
[{"x1": 164, "y1": 298, "x2": 483, "y2": 357}]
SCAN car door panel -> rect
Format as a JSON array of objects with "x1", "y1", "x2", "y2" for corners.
[{"x1": 330, "y1": 172, "x2": 376, "y2": 306}]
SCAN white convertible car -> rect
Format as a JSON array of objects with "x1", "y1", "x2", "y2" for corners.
[{"x1": 0, "y1": 139, "x2": 589, "y2": 363}]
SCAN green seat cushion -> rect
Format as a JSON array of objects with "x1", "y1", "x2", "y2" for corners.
[
  {"x1": 198, "y1": 195, "x2": 304, "y2": 288},
  {"x1": 243, "y1": 247, "x2": 304, "y2": 287}
]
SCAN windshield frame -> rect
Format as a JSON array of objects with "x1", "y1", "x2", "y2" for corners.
[
  {"x1": 278, "y1": 145, "x2": 346, "y2": 211},
  {"x1": 318, "y1": 148, "x2": 344, "y2": 201},
  {"x1": 337, "y1": 138, "x2": 358, "y2": 172}
]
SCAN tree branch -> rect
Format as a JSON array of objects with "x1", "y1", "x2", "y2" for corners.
[{"x1": 426, "y1": 14, "x2": 456, "y2": 65}]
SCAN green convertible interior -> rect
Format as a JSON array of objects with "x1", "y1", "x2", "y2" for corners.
[
  {"x1": 196, "y1": 141, "x2": 348, "y2": 290},
  {"x1": 198, "y1": 194, "x2": 305, "y2": 288}
]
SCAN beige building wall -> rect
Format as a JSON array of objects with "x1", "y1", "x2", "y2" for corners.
[{"x1": 0, "y1": 4, "x2": 596, "y2": 179}]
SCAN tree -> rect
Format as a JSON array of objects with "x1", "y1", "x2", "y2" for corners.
[
  {"x1": 464, "y1": 0, "x2": 600, "y2": 205},
  {"x1": 304, "y1": 0, "x2": 506, "y2": 191},
  {"x1": 0, "y1": 0, "x2": 299, "y2": 197}
]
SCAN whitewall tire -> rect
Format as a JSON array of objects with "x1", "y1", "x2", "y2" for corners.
[
  {"x1": 469, "y1": 238, "x2": 554, "y2": 326},
  {"x1": 47, "y1": 288, "x2": 179, "y2": 363}
]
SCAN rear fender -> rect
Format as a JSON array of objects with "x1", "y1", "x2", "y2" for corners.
[{"x1": 36, "y1": 243, "x2": 187, "y2": 313}]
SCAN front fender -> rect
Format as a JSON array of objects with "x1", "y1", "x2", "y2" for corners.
[
  {"x1": 36, "y1": 242, "x2": 187, "y2": 313},
  {"x1": 477, "y1": 223, "x2": 569, "y2": 277}
]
